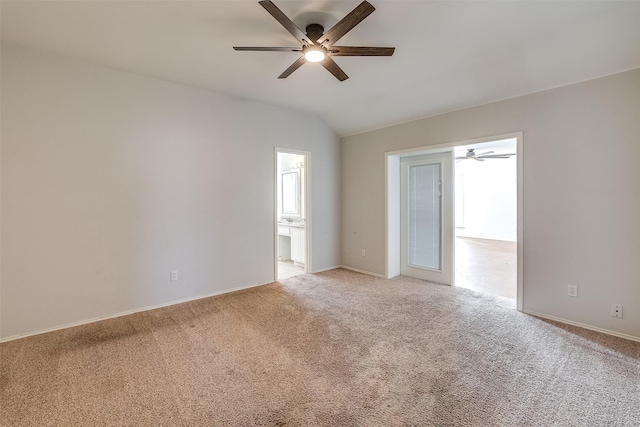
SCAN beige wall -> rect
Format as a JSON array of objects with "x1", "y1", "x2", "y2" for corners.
[
  {"x1": 0, "y1": 44, "x2": 340, "y2": 340},
  {"x1": 341, "y1": 69, "x2": 640, "y2": 340}
]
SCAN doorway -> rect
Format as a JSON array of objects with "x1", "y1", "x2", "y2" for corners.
[
  {"x1": 454, "y1": 138, "x2": 517, "y2": 300},
  {"x1": 385, "y1": 132, "x2": 523, "y2": 310},
  {"x1": 275, "y1": 150, "x2": 309, "y2": 280}
]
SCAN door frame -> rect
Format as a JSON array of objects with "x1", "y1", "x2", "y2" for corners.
[
  {"x1": 385, "y1": 132, "x2": 524, "y2": 311},
  {"x1": 274, "y1": 148, "x2": 312, "y2": 280}
]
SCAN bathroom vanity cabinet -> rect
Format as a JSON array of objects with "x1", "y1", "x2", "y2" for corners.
[{"x1": 277, "y1": 224, "x2": 305, "y2": 267}]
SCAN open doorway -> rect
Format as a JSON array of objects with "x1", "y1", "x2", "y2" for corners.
[
  {"x1": 276, "y1": 150, "x2": 308, "y2": 280},
  {"x1": 454, "y1": 138, "x2": 517, "y2": 299},
  {"x1": 385, "y1": 132, "x2": 523, "y2": 310}
]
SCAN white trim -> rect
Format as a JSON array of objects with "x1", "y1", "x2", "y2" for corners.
[
  {"x1": 340, "y1": 265, "x2": 388, "y2": 279},
  {"x1": 0, "y1": 280, "x2": 274, "y2": 344},
  {"x1": 274, "y1": 150, "x2": 278, "y2": 281},
  {"x1": 385, "y1": 155, "x2": 400, "y2": 279},
  {"x1": 385, "y1": 132, "x2": 524, "y2": 310},
  {"x1": 305, "y1": 153, "x2": 312, "y2": 274},
  {"x1": 524, "y1": 310, "x2": 640, "y2": 343},
  {"x1": 385, "y1": 132, "x2": 521, "y2": 157},
  {"x1": 385, "y1": 156, "x2": 389, "y2": 278},
  {"x1": 311, "y1": 265, "x2": 341, "y2": 274},
  {"x1": 516, "y1": 134, "x2": 524, "y2": 311}
]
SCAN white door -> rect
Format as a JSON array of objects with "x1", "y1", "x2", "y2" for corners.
[{"x1": 400, "y1": 152, "x2": 453, "y2": 284}]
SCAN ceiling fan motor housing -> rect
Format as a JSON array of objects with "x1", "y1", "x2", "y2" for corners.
[{"x1": 306, "y1": 24, "x2": 324, "y2": 43}]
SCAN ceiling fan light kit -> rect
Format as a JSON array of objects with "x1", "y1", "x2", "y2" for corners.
[
  {"x1": 233, "y1": 1, "x2": 395, "y2": 81},
  {"x1": 303, "y1": 45, "x2": 326, "y2": 63}
]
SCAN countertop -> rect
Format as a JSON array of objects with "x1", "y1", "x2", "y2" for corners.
[{"x1": 277, "y1": 222, "x2": 305, "y2": 228}]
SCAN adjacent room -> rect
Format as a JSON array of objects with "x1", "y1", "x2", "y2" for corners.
[
  {"x1": 1, "y1": 1, "x2": 639, "y2": 425},
  {"x1": 276, "y1": 150, "x2": 307, "y2": 279},
  {"x1": 454, "y1": 138, "x2": 517, "y2": 300}
]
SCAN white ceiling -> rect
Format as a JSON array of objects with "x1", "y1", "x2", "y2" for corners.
[{"x1": 2, "y1": 1, "x2": 639, "y2": 137}]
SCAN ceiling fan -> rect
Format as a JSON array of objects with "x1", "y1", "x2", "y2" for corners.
[
  {"x1": 456, "y1": 149, "x2": 516, "y2": 162},
  {"x1": 233, "y1": 1, "x2": 395, "y2": 81}
]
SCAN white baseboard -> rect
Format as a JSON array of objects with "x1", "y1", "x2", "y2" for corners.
[
  {"x1": 523, "y1": 310, "x2": 640, "y2": 343},
  {"x1": 339, "y1": 265, "x2": 387, "y2": 278},
  {"x1": 311, "y1": 265, "x2": 341, "y2": 274},
  {"x1": 0, "y1": 280, "x2": 273, "y2": 344}
]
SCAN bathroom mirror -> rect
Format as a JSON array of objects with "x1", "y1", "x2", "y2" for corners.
[{"x1": 281, "y1": 171, "x2": 299, "y2": 215}]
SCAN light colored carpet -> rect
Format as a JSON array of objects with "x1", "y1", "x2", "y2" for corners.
[{"x1": 1, "y1": 268, "x2": 638, "y2": 426}]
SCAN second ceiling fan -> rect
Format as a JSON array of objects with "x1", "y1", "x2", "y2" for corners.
[
  {"x1": 456, "y1": 149, "x2": 516, "y2": 161},
  {"x1": 233, "y1": 1, "x2": 395, "y2": 81}
]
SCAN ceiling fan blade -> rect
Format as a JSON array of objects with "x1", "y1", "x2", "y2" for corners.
[
  {"x1": 233, "y1": 47, "x2": 302, "y2": 52},
  {"x1": 476, "y1": 151, "x2": 495, "y2": 156},
  {"x1": 321, "y1": 57, "x2": 349, "y2": 81},
  {"x1": 329, "y1": 46, "x2": 395, "y2": 56},
  {"x1": 259, "y1": 0, "x2": 313, "y2": 45},
  {"x1": 278, "y1": 56, "x2": 306, "y2": 79},
  {"x1": 477, "y1": 153, "x2": 516, "y2": 159},
  {"x1": 317, "y1": 1, "x2": 375, "y2": 47}
]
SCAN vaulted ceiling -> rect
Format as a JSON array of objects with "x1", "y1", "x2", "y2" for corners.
[{"x1": 2, "y1": 1, "x2": 639, "y2": 136}]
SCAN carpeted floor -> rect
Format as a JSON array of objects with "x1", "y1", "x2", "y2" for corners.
[{"x1": 1, "y1": 268, "x2": 638, "y2": 426}]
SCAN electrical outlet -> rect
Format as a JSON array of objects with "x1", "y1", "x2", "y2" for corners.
[
  {"x1": 611, "y1": 304, "x2": 623, "y2": 319},
  {"x1": 361, "y1": 249, "x2": 366, "y2": 257},
  {"x1": 568, "y1": 285, "x2": 577, "y2": 297},
  {"x1": 171, "y1": 270, "x2": 178, "y2": 282}
]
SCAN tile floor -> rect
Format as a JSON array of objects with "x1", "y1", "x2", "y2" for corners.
[
  {"x1": 278, "y1": 260, "x2": 305, "y2": 280},
  {"x1": 455, "y1": 236, "x2": 517, "y2": 300}
]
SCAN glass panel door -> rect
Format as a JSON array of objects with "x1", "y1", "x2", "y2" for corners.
[
  {"x1": 401, "y1": 152, "x2": 453, "y2": 284},
  {"x1": 408, "y1": 163, "x2": 441, "y2": 270}
]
